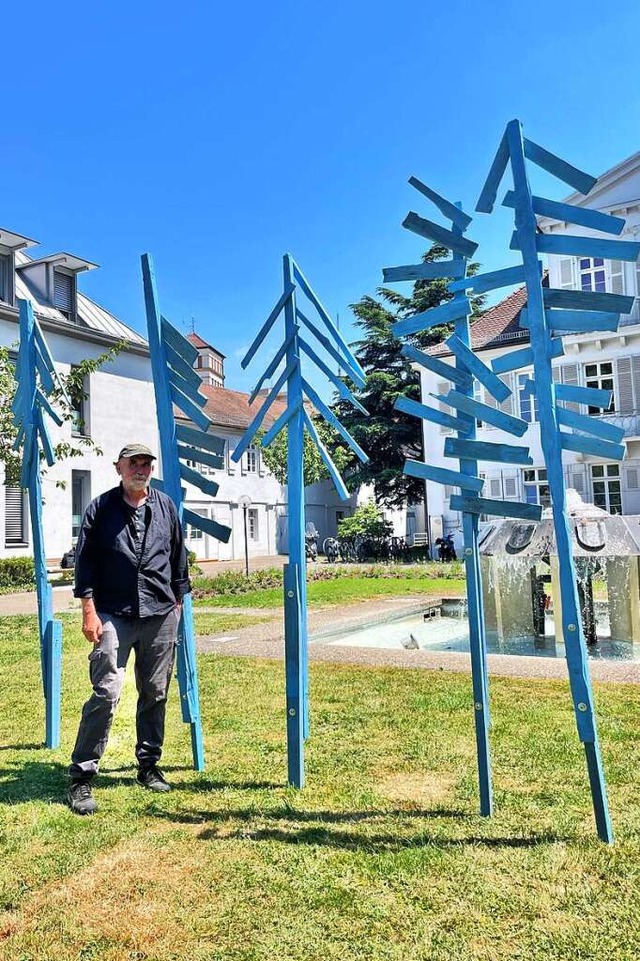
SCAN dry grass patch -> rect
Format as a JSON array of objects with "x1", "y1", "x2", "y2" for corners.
[{"x1": 377, "y1": 771, "x2": 458, "y2": 807}]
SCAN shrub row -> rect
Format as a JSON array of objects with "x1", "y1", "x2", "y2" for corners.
[{"x1": 0, "y1": 556, "x2": 36, "y2": 590}]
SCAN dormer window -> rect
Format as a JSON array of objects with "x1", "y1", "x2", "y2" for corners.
[
  {"x1": 16, "y1": 251, "x2": 98, "y2": 324},
  {"x1": 0, "y1": 227, "x2": 38, "y2": 306},
  {"x1": 0, "y1": 253, "x2": 10, "y2": 303},
  {"x1": 53, "y1": 269, "x2": 75, "y2": 321}
]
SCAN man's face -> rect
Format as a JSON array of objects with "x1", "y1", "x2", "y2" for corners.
[{"x1": 116, "y1": 455, "x2": 154, "y2": 494}]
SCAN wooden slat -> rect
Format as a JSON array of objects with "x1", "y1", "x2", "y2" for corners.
[
  {"x1": 444, "y1": 436, "x2": 533, "y2": 465},
  {"x1": 502, "y1": 190, "x2": 625, "y2": 235},
  {"x1": 170, "y1": 383, "x2": 211, "y2": 432},
  {"x1": 248, "y1": 330, "x2": 295, "y2": 405},
  {"x1": 179, "y1": 463, "x2": 220, "y2": 497},
  {"x1": 543, "y1": 287, "x2": 635, "y2": 315},
  {"x1": 35, "y1": 388, "x2": 63, "y2": 427},
  {"x1": 444, "y1": 389, "x2": 528, "y2": 436},
  {"x1": 446, "y1": 334, "x2": 512, "y2": 402},
  {"x1": 231, "y1": 360, "x2": 296, "y2": 462},
  {"x1": 261, "y1": 398, "x2": 302, "y2": 447},
  {"x1": 449, "y1": 263, "x2": 527, "y2": 295},
  {"x1": 544, "y1": 309, "x2": 619, "y2": 334},
  {"x1": 559, "y1": 432, "x2": 625, "y2": 461},
  {"x1": 555, "y1": 384, "x2": 612, "y2": 409},
  {"x1": 241, "y1": 282, "x2": 295, "y2": 370},
  {"x1": 393, "y1": 296, "x2": 471, "y2": 337},
  {"x1": 176, "y1": 444, "x2": 224, "y2": 470},
  {"x1": 394, "y1": 395, "x2": 471, "y2": 434},
  {"x1": 403, "y1": 459, "x2": 484, "y2": 492},
  {"x1": 161, "y1": 315, "x2": 200, "y2": 364},
  {"x1": 450, "y1": 494, "x2": 542, "y2": 521},
  {"x1": 402, "y1": 211, "x2": 479, "y2": 257},
  {"x1": 302, "y1": 410, "x2": 349, "y2": 500},
  {"x1": 407, "y1": 176, "x2": 472, "y2": 228},
  {"x1": 491, "y1": 338, "x2": 564, "y2": 374},
  {"x1": 527, "y1": 233, "x2": 640, "y2": 262},
  {"x1": 476, "y1": 131, "x2": 510, "y2": 213},
  {"x1": 175, "y1": 424, "x2": 226, "y2": 455},
  {"x1": 556, "y1": 408, "x2": 625, "y2": 443},
  {"x1": 523, "y1": 138, "x2": 597, "y2": 195},
  {"x1": 168, "y1": 366, "x2": 208, "y2": 408},
  {"x1": 164, "y1": 340, "x2": 205, "y2": 392},
  {"x1": 298, "y1": 339, "x2": 368, "y2": 415},
  {"x1": 182, "y1": 508, "x2": 231, "y2": 544},
  {"x1": 401, "y1": 344, "x2": 472, "y2": 389},
  {"x1": 301, "y1": 378, "x2": 369, "y2": 463},
  {"x1": 382, "y1": 259, "x2": 466, "y2": 283},
  {"x1": 296, "y1": 309, "x2": 364, "y2": 388}
]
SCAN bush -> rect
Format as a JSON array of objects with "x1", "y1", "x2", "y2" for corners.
[
  {"x1": 337, "y1": 502, "x2": 393, "y2": 541},
  {"x1": 0, "y1": 556, "x2": 36, "y2": 590}
]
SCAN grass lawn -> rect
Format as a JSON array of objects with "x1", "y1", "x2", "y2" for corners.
[
  {"x1": 193, "y1": 577, "x2": 467, "y2": 609},
  {"x1": 1, "y1": 614, "x2": 640, "y2": 959}
]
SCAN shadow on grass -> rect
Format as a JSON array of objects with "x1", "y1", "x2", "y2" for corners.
[{"x1": 0, "y1": 743, "x2": 43, "y2": 752}]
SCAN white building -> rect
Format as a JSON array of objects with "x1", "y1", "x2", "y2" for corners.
[{"x1": 419, "y1": 151, "x2": 640, "y2": 542}]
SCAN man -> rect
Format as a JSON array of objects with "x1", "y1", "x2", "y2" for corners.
[{"x1": 67, "y1": 443, "x2": 191, "y2": 815}]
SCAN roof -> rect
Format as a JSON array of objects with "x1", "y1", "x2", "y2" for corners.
[
  {"x1": 181, "y1": 384, "x2": 288, "y2": 432},
  {"x1": 13, "y1": 249, "x2": 147, "y2": 347},
  {"x1": 187, "y1": 332, "x2": 226, "y2": 358}
]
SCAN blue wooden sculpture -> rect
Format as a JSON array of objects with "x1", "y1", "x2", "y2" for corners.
[
  {"x1": 233, "y1": 254, "x2": 368, "y2": 786},
  {"x1": 384, "y1": 180, "x2": 541, "y2": 817},
  {"x1": 141, "y1": 253, "x2": 232, "y2": 771},
  {"x1": 11, "y1": 298, "x2": 67, "y2": 748},
  {"x1": 473, "y1": 120, "x2": 640, "y2": 843}
]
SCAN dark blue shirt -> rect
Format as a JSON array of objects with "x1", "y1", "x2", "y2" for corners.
[{"x1": 74, "y1": 484, "x2": 191, "y2": 618}]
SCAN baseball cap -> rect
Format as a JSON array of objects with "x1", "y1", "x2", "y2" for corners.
[{"x1": 115, "y1": 443, "x2": 157, "y2": 462}]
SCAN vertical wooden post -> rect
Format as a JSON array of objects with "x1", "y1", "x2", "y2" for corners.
[
  {"x1": 505, "y1": 120, "x2": 612, "y2": 842},
  {"x1": 283, "y1": 563, "x2": 305, "y2": 786}
]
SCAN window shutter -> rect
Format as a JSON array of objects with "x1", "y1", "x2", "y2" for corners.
[
  {"x1": 624, "y1": 467, "x2": 640, "y2": 491},
  {"x1": 504, "y1": 476, "x2": 518, "y2": 498},
  {"x1": 561, "y1": 364, "x2": 580, "y2": 413},
  {"x1": 227, "y1": 442, "x2": 236, "y2": 475},
  {"x1": 438, "y1": 380, "x2": 452, "y2": 433},
  {"x1": 53, "y1": 271, "x2": 73, "y2": 313},
  {"x1": 498, "y1": 373, "x2": 514, "y2": 416},
  {"x1": 616, "y1": 357, "x2": 634, "y2": 414},
  {"x1": 489, "y1": 478, "x2": 502, "y2": 498},
  {"x1": 4, "y1": 488, "x2": 26, "y2": 544},
  {"x1": 568, "y1": 465, "x2": 586, "y2": 495},
  {"x1": 609, "y1": 260, "x2": 625, "y2": 295},
  {"x1": 0, "y1": 253, "x2": 10, "y2": 303},
  {"x1": 258, "y1": 449, "x2": 266, "y2": 476},
  {"x1": 240, "y1": 452, "x2": 247, "y2": 475},
  {"x1": 559, "y1": 257, "x2": 576, "y2": 289},
  {"x1": 552, "y1": 366, "x2": 561, "y2": 384}
]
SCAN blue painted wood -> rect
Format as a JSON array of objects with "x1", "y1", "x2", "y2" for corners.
[
  {"x1": 260, "y1": 399, "x2": 302, "y2": 447},
  {"x1": 35, "y1": 348, "x2": 56, "y2": 395},
  {"x1": 182, "y1": 507, "x2": 232, "y2": 542},
  {"x1": 394, "y1": 394, "x2": 472, "y2": 433},
  {"x1": 298, "y1": 338, "x2": 368, "y2": 415},
  {"x1": 176, "y1": 444, "x2": 224, "y2": 471},
  {"x1": 448, "y1": 263, "x2": 527, "y2": 295},
  {"x1": 544, "y1": 310, "x2": 619, "y2": 334},
  {"x1": 161, "y1": 316, "x2": 200, "y2": 364},
  {"x1": 556, "y1": 408, "x2": 625, "y2": 443},
  {"x1": 502, "y1": 191, "x2": 625, "y2": 235},
  {"x1": 491, "y1": 339, "x2": 564, "y2": 374},
  {"x1": 179, "y1": 463, "x2": 220, "y2": 497},
  {"x1": 303, "y1": 410, "x2": 349, "y2": 500},
  {"x1": 176, "y1": 424, "x2": 226, "y2": 455},
  {"x1": 504, "y1": 120, "x2": 613, "y2": 843},
  {"x1": 476, "y1": 131, "x2": 509, "y2": 213},
  {"x1": 444, "y1": 389, "x2": 528, "y2": 436},
  {"x1": 400, "y1": 344, "x2": 473, "y2": 389},
  {"x1": 232, "y1": 361, "x2": 298, "y2": 462},
  {"x1": 168, "y1": 367, "x2": 209, "y2": 408},
  {"x1": 164, "y1": 340, "x2": 206, "y2": 392},
  {"x1": 555, "y1": 384, "x2": 613, "y2": 408},
  {"x1": 33, "y1": 327, "x2": 68, "y2": 399},
  {"x1": 296, "y1": 309, "x2": 365, "y2": 388},
  {"x1": 402, "y1": 212, "x2": 479, "y2": 257},
  {"x1": 241, "y1": 282, "x2": 295, "y2": 370},
  {"x1": 301, "y1": 378, "x2": 369, "y2": 463},
  {"x1": 170, "y1": 383, "x2": 211, "y2": 432},
  {"x1": 560, "y1": 432, "x2": 625, "y2": 460},
  {"x1": 35, "y1": 388, "x2": 64, "y2": 427},
  {"x1": 283, "y1": 563, "x2": 304, "y2": 787},
  {"x1": 393, "y1": 296, "x2": 472, "y2": 337},
  {"x1": 407, "y1": 176, "x2": 473, "y2": 228},
  {"x1": 35, "y1": 407, "x2": 56, "y2": 467},
  {"x1": 544, "y1": 287, "x2": 635, "y2": 315},
  {"x1": 446, "y1": 334, "x2": 512, "y2": 402},
  {"x1": 450, "y1": 494, "x2": 543, "y2": 521},
  {"x1": 249, "y1": 331, "x2": 296, "y2": 405},
  {"x1": 530, "y1": 233, "x2": 640, "y2": 262},
  {"x1": 444, "y1": 436, "x2": 533, "y2": 465},
  {"x1": 403, "y1": 459, "x2": 484, "y2": 492},
  {"x1": 523, "y1": 137, "x2": 597, "y2": 195},
  {"x1": 382, "y1": 260, "x2": 466, "y2": 283},
  {"x1": 44, "y1": 620, "x2": 62, "y2": 748}
]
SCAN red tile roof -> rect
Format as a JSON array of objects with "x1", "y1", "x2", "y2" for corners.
[
  {"x1": 187, "y1": 332, "x2": 225, "y2": 358},
  {"x1": 176, "y1": 384, "x2": 288, "y2": 431}
]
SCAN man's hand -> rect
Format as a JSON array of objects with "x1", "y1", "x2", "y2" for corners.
[{"x1": 81, "y1": 598, "x2": 103, "y2": 644}]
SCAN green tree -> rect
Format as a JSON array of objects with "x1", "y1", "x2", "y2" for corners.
[
  {"x1": 331, "y1": 245, "x2": 485, "y2": 509},
  {"x1": 258, "y1": 414, "x2": 349, "y2": 487},
  {"x1": 0, "y1": 341, "x2": 124, "y2": 487},
  {"x1": 337, "y1": 500, "x2": 393, "y2": 540}
]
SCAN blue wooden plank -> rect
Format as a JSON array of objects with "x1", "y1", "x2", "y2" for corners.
[
  {"x1": 394, "y1": 395, "x2": 472, "y2": 433},
  {"x1": 449, "y1": 263, "x2": 527, "y2": 295},
  {"x1": 44, "y1": 619, "x2": 62, "y2": 749},
  {"x1": 35, "y1": 407, "x2": 56, "y2": 467},
  {"x1": 170, "y1": 383, "x2": 211, "y2": 432},
  {"x1": 450, "y1": 494, "x2": 543, "y2": 521},
  {"x1": 261, "y1": 398, "x2": 302, "y2": 447},
  {"x1": 555, "y1": 384, "x2": 613, "y2": 408},
  {"x1": 444, "y1": 389, "x2": 528, "y2": 436},
  {"x1": 298, "y1": 339, "x2": 368, "y2": 416},
  {"x1": 407, "y1": 176, "x2": 472, "y2": 229},
  {"x1": 231, "y1": 360, "x2": 297, "y2": 461},
  {"x1": 446, "y1": 334, "x2": 512, "y2": 402},
  {"x1": 176, "y1": 444, "x2": 224, "y2": 471},
  {"x1": 303, "y1": 410, "x2": 349, "y2": 500},
  {"x1": 476, "y1": 131, "x2": 509, "y2": 213},
  {"x1": 402, "y1": 211, "x2": 479, "y2": 258},
  {"x1": 161, "y1": 315, "x2": 200, "y2": 364},
  {"x1": 491, "y1": 341, "x2": 565, "y2": 375},
  {"x1": 523, "y1": 138, "x2": 597, "y2": 195},
  {"x1": 150, "y1": 477, "x2": 165, "y2": 491},
  {"x1": 35, "y1": 388, "x2": 64, "y2": 427},
  {"x1": 283, "y1": 563, "x2": 305, "y2": 787},
  {"x1": 544, "y1": 287, "x2": 635, "y2": 315},
  {"x1": 528, "y1": 233, "x2": 640, "y2": 262},
  {"x1": 241, "y1": 282, "x2": 295, "y2": 370},
  {"x1": 175, "y1": 424, "x2": 226, "y2": 455},
  {"x1": 560, "y1": 431, "x2": 625, "y2": 460},
  {"x1": 301, "y1": 378, "x2": 369, "y2": 463},
  {"x1": 393, "y1": 296, "x2": 471, "y2": 337},
  {"x1": 502, "y1": 190, "x2": 625, "y2": 236},
  {"x1": 35, "y1": 347, "x2": 56, "y2": 395},
  {"x1": 249, "y1": 330, "x2": 296, "y2": 405},
  {"x1": 182, "y1": 507, "x2": 232, "y2": 543},
  {"x1": 556, "y1": 408, "x2": 625, "y2": 443},
  {"x1": 403, "y1": 459, "x2": 484, "y2": 492},
  {"x1": 401, "y1": 344, "x2": 473, "y2": 389},
  {"x1": 545, "y1": 309, "x2": 619, "y2": 334},
  {"x1": 444, "y1": 436, "x2": 533, "y2": 465},
  {"x1": 382, "y1": 260, "x2": 466, "y2": 284},
  {"x1": 179, "y1": 463, "x2": 220, "y2": 497},
  {"x1": 168, "y1": 366, "x2": 208, "y2": 408},
  {"x1": 164, "y1": 340, "x2": 206, "y2": 392},
  {"x1": 296, "y1": 308, "x2": 365, "y2": 388}
]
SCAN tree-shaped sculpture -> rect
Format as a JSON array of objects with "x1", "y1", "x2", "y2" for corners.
[
  {"x1": 141, "y1": 253, "x2": 232, "y2": 771},
  {"x1": 473, "y1": 120, "x2": 640, "y2": 843},
  {"x1": 11, "y1": 298, "x2": 68, "y2": 748},
  {"x1": 232, "y1": 254, "x2": 368, "y2": 786},
  {"x1": 384, "y1": 179, "x2": 541, "y2": 817}
]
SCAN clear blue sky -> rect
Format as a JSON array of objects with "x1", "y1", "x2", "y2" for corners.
[{"x1": 3, "y1": 1, "x2": 640, "y2": 394}]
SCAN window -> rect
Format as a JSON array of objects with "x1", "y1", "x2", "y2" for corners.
[
  {"x1": 518, "y1": 373, "x2": 538, "y2": 423},
  {"x1": 246, "y1": 445, "x2": 259, "y2": 473},
  {"x1": 5, "y1": 487, "x2": 27, "y2": 546},
  {"x1": 473, "y1": 380, "x2": 483, "y2": 427},
  {"x1": 584, "y1": 362, "x2": 615, "y2": 415},
  {"x1": 53, "y1": 270, "x2": 74, "y2": 321},
  {"x1": 579, "y1": 257, "x2": 606, "y2": 293},
  {"x1": 247, "y1": 508, "x2": 259, "y2": 541},
  {"x1": 71, "y1": 471, "x2": 90, "y2": 540},
  {"x1": 0, "y1": 253, "x2": 11, "y2": 304},
  {"x1": 70, "y1": 367, "x2": 89, "y2": 437},
  {"x1": 591, "y1": 464, "x2": 622, "y2": 515},
  {"x1": 523, "y1": 468, "x2": 550, "y2": 507}
]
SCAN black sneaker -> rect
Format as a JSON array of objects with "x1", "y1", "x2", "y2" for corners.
[
  {"x1": 67, "y1": 780, "x2": 98, "y2": 815},
  {"x1": 137, "y1": 765, "x2": 171, "y2": 793}
]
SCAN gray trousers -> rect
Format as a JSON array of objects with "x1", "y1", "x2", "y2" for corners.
[{"x1": 69, "y1": 610, "x2": 178, "y2": 781}]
